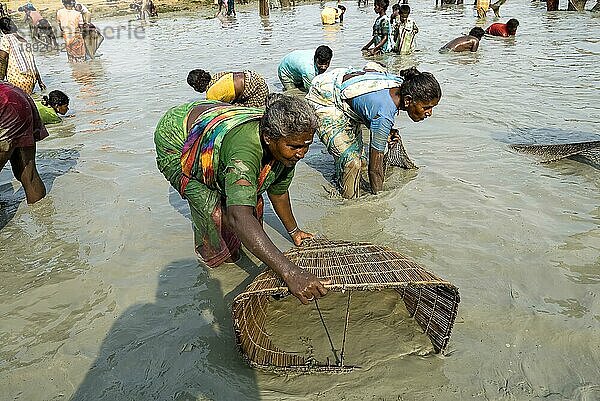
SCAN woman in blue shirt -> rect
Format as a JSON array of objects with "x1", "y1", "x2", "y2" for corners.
[{"x1": 305, "y1": 66, "x2": 441, "y2": 199}]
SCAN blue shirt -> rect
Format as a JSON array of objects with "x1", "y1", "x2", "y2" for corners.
[
  {"x1": 278, "y1": 49, "x2": 318, "y2": 91},
  {"x1": 350, "y1": 89, "x2": 397, "y2": 152}
]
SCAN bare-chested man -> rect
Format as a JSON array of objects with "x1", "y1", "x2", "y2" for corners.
[{"x1": 439, "y1": 27, "x2": 485, "y2": 52}]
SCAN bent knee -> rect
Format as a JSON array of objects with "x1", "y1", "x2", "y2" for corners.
[{"x1": 344, "y1": 157, "x2": 362, "y2": 174}]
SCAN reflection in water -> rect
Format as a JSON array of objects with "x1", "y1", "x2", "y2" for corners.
[
  {"x1": 217, "y1": 14, "x2": 240, "y2": 29},
  {"x1": 442, "y1": 51, "x2": 481, "y2": 65},
  {"x1": 388, "y1": 51, "x2": 419, "y2": 72},
  {"x1": 44, "y1": 120, "x2": 78, "y2": 140},
  {"x1": 70, "y1": 59, "x2": 106, "y2": 86},
  {"x1": 260, "y1": 16, "x2": 272, "y2": 46}
]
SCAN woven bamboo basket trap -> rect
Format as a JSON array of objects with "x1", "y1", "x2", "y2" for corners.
[{"x1": 232, "y1": 238, "x2": 460, "y2": 372}]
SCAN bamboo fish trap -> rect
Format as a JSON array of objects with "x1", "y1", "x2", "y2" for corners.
[{"x1": 232, "y1": 238, "x2": 460, "y2": 372}]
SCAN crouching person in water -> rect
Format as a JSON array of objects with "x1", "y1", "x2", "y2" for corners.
[
  {"x1": 154, "y1": 95, "x2": 329, "y2": 304},
  {"x1": 305, "y1": 67, "x2": 441, "y2": 199},
  {"x1": 187, "y1": 69, "x2": 269, "y2": 108},
  {"x1": 321, "y1": 4, "x2": 346, "y2": 24},
  {"x1": 440, "y1": 27, "x2": 485, "y2": 52},
  {"x1": 35, "y1": 90, "x2": 69, "y2": 124}
]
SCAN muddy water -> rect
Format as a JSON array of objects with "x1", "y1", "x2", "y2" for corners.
[{"x1": 1, "y1": 0, "x2": 599, "y2": 400}]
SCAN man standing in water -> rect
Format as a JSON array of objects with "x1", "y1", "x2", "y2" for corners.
[
  {"x1": 485, "y1": 18, "x2": 518, "y2": 37},
  {"x1": 440, "y1": 27, "x2": 485, "y2": 52},
  {"x1": 0, "y1": 82, "x2": 48, "y2": 204},
  {"x1": 278, "y1": 45, "x2": 333, "y2": 92}
]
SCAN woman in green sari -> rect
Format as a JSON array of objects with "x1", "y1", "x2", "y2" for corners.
[
  {"x1": 154, "y1": 94, "x2": 328, "y2": 304},
  {"x1": 35, "y1": 90, "x2": 69, "y2": 125}
]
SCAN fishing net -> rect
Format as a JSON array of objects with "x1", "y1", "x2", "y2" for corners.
[
  {"x1": 232, "y1": 238, "x2": 460, "y2": 372},
  {"x1": 511, "y1": 140, "x2": 600, "y2": 166},
  {"x1": 386, "y1": 142, "x2": 408, "y2": 167}
]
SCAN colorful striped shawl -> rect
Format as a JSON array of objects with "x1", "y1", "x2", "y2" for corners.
[{"x1": 180, "y1": 101, "x2": 264, "y2": 195}]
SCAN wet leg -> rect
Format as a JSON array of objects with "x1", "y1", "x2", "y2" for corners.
[
  {"x1": 490, "y1": 0, "x2": 507, "y2": 16},
  {"x1": 339, "y1": 157, "x2": 362, "y2": 199},
  {"x1": 0, "y1": 148, "x2": 13, "y2": 171},
  {"x1": 10, "y1": 145, "x2": 46, "y2": 204}
]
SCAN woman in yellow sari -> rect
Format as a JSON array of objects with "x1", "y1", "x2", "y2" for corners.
[
  {"x1": 56, "y1": 0, "x2": 85, "y2": 63},
  {"x1": 187, "y1": 69, "x2": 270, "y2": 108}
]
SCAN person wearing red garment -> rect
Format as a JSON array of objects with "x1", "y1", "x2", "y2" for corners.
[
  {"x1": 485, "y1": 18, "x2": 519, "y2": 37},
  {"x1": 0, "y1": 82, "x2": 48, "y2": 204}
]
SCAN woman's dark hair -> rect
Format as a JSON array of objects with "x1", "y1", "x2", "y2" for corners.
[
  {"x1": 261, "y1": 93, "x2": 318, "y2": 140},
  {"x1": 62, "y1": 0, "x2": 76, "y2": 7},
  {"x1": 399, "y1": 67, "x2": 442, "y2": 102},
  {"x1": 469, "y1": 27, "x2": 485, "y2": 39},
  {"x1": 0, "y1": 17, "x2": 16, "y2": 34},
  {"x1": 42, "y1": 90, "x2": 69, "y2": 108},
  {"x1": 187, "y1": 69, "x2": 211, "y2": 93},
  {"x1": 399, "y1": 4, "x2": 410, "y2": 13},
  {"x1": 314, "y1": 45, "x2": 333, "y2": 65}
]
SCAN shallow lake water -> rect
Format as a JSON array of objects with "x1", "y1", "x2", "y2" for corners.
[{"x1": 1, "y1": 0, "x2": 599, "y2": 400}]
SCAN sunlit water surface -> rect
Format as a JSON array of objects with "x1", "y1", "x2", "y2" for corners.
[{"x1": 1, "y1": 1, "x2": 599, "y2": 400}]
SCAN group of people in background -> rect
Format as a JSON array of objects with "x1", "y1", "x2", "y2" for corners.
[
  {"x1": 0, "y1": 0, "x2": 102, "y2": 213},
  {"x1": 359, "y1": 0, "x2": 518, "y2": 56},
  {"x1": 362, "y1": 1, "x2": 418, "y2": 55},
  {"x1": 55, "y1": 0, "x2": 103, "y2": 62},
  {"x1": 8, "y1": 0, "x2": 112, "y2": 63},
  {"x1": 0, "y1": 0, "x2": 159, "y2": 211}
]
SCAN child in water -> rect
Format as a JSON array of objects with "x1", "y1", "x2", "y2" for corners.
[
  {"x1": 362, "y1": 0, "x2": 393, "y2": 55},
  {"x1": 35, "y1": 90, "x2": 69, "y2": 124},
  {"x1": 392, "y1": 4, "x2": 418, "y2": 54}
]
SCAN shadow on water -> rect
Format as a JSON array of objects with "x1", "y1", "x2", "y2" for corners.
[
  {"x1": 71, "y1": 258, "x2": 261, "y2": 401},
  {"x1": 0, "y1": 147, "x2": 79, "y2": 231}
]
